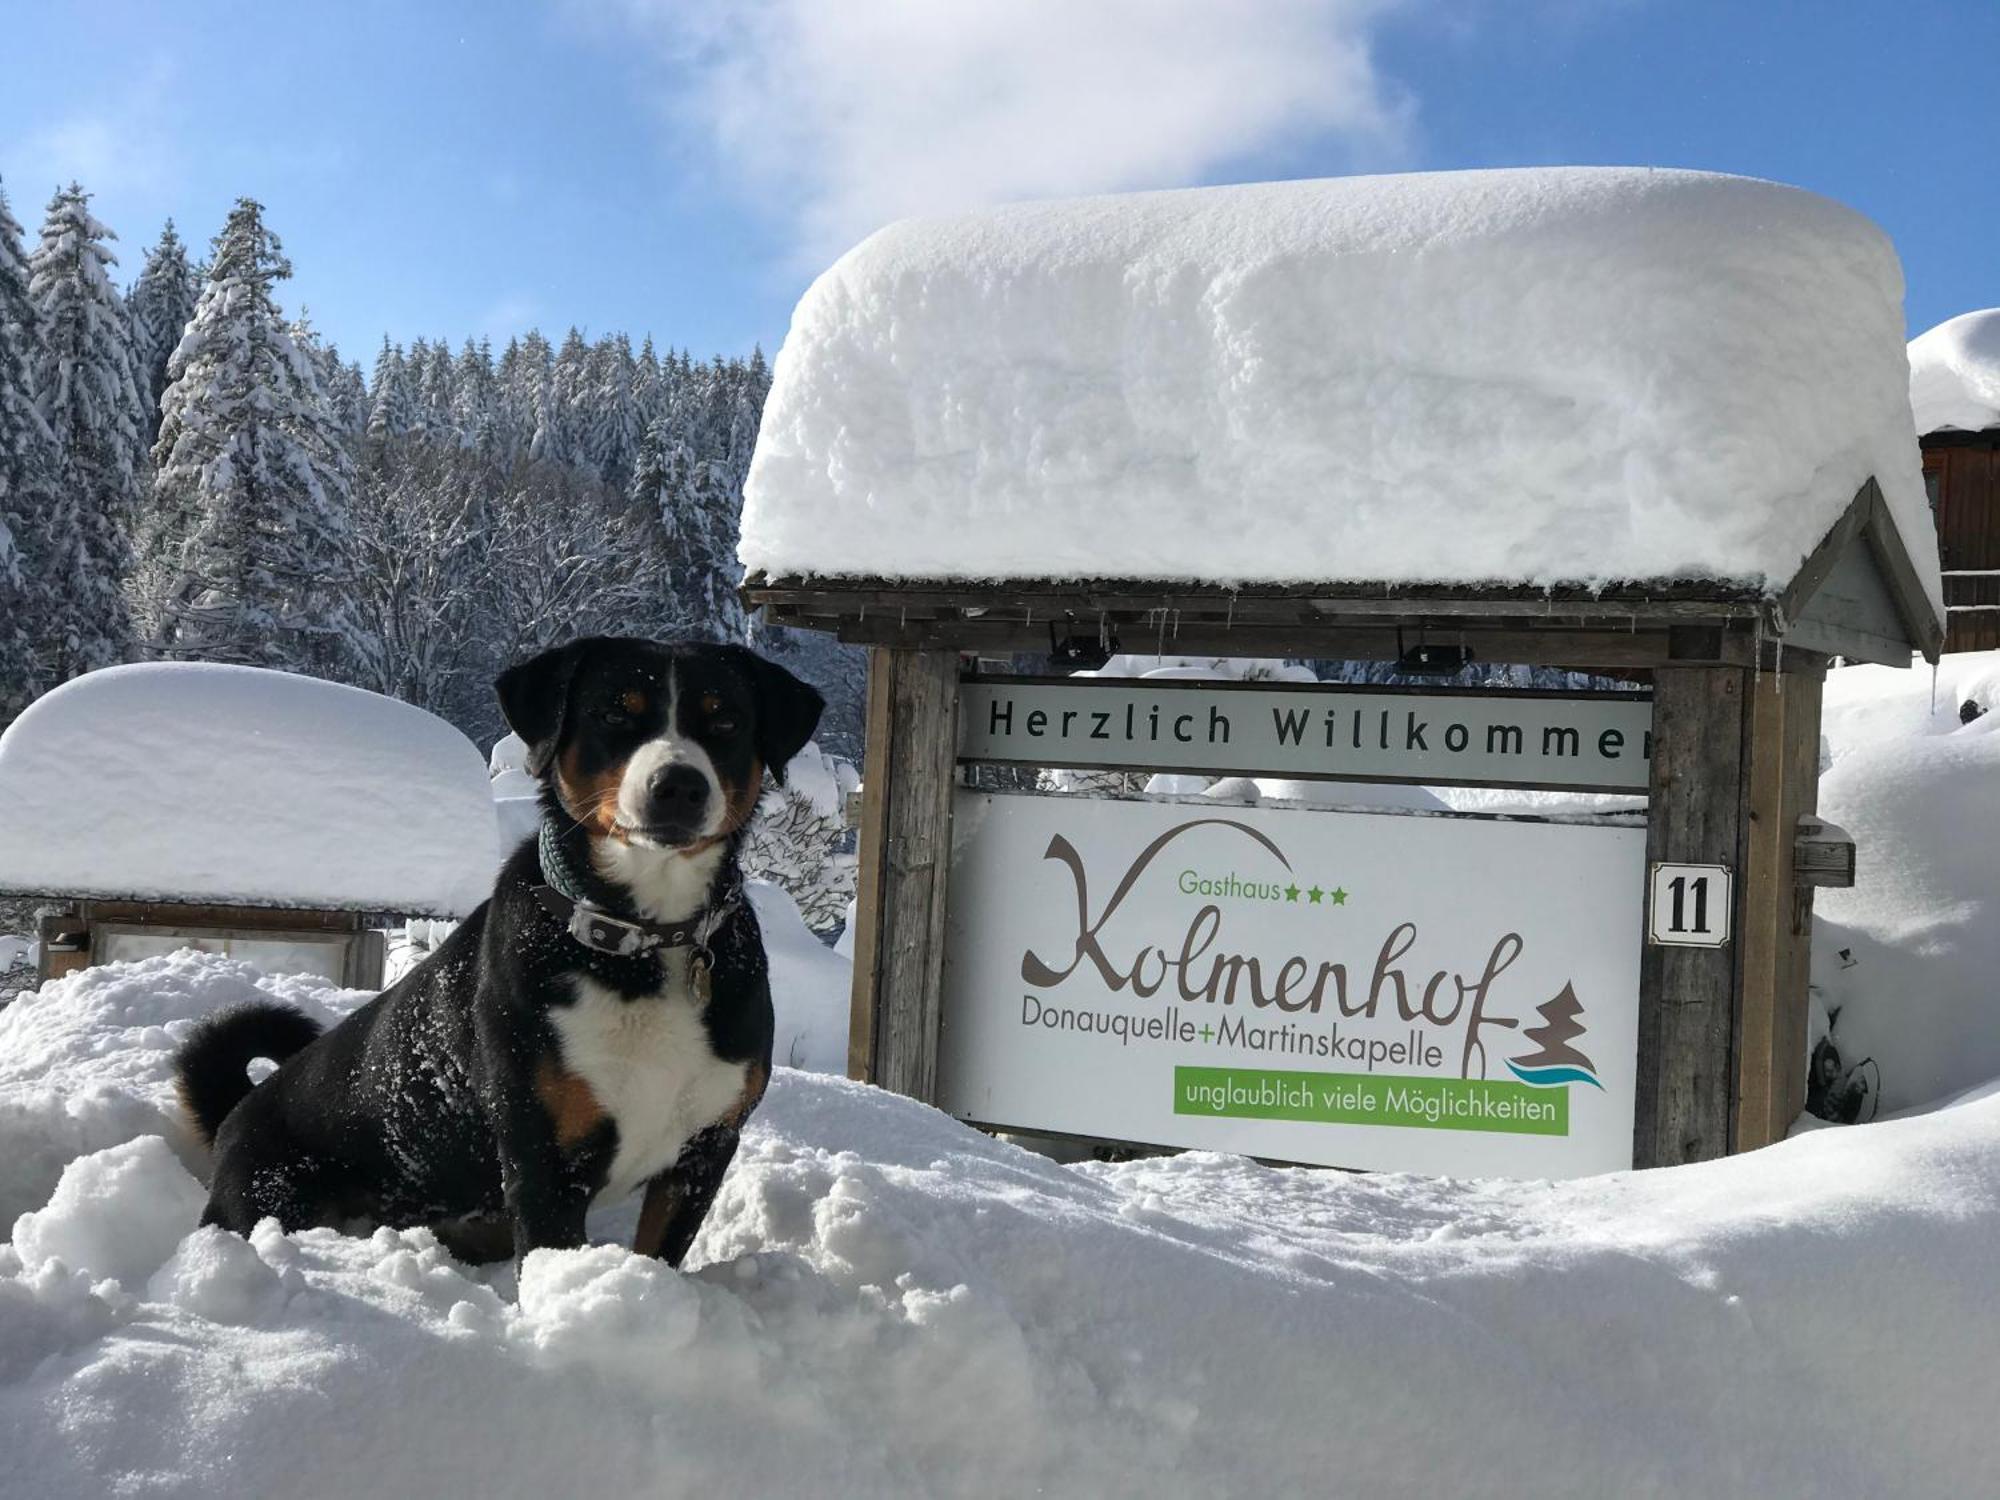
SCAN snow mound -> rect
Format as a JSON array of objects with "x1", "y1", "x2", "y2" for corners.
[
  {"x1": 747, "y1": 880, "x2": 851, "y2": 1073},
  {"x1": 2, "y1": 950, "x2": 1999, "y2": 1496},
  {"x1": 0, "y1": 949, "x2": 366, "y2": 1227},
  {"x1": 744, "y1": 168, "x2": 1939, "y2": 616},
  {"x1": 1812, "y1": 651, "x2": 2000, "y2": 1110},
  {"x1": 12, "y1": 1135, "x2": 206, "y2": 1289},
  {"x1": 0, "y1": 663, "x2": 500, "y2": 916},
  {"x1": 1908, "y1": 308, "x2": 2000, "y2": 435}
]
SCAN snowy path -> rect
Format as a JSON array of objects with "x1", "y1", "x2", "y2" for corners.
[{"x1": 1, "y1": 953, "x2": 1996, "y2": 1497}]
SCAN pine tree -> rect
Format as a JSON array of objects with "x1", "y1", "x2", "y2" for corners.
[
  {"x1": 539, "y1": 326, "x2": 590, "y2": 467},
  {"x1": 635, "y1": 334, "x2": 662, "y2": 423},
  {"x1": 415, "y1": 336, "x2": 457, "y2": 439},
  {"x1": 741, "y1": 740, "x2": 859, "y2": 934},
  {"x1": 146, "y1": 198, "x2": 359, "y2": 672},
  {"x1": 651, "y1": 453, "x2": 744, "y2": 640},
  {"x1": 587, "y1": 332, "x2": 642, "y2": 484},
  {"x1": 0, "y1": 178, "x2": 66, "y2": 716},
  {"x1": 332, "y1": 358, "x2": 370, "y2": 435},
  {"x1": 366, "y1": 336, "x2": 415, "y2": 441},
  {"x1": 452, "y1": 337, "x2": 496, "y2": 452},
  {"x1": 126, "y1": 220, "x2": 201, "y2": 443},
  {"x1": 27, "y1": 182, "x2": 140, "y2": 679}
]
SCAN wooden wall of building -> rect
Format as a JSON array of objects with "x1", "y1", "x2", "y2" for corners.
[{"x1": 1923, "y1": 431, "x2": 2000, "y2": 653}]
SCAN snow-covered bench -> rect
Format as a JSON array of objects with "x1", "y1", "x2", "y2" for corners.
[{"x1": 0, "y1": 663, "x2": 498, "y2": 989}]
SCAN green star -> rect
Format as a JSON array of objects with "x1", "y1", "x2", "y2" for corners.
[
  {"x1": 1329, "y1": 887, "x2": 1349, "y2": 906},
  {"x1": 1307, "y1": 885, "x2": 1324, "y2": 904},
  {"x1": 1284, "y1": 883, "x2": 1301, "y2": 902}
]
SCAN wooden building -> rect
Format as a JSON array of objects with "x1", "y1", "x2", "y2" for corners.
[{"x1": 1922, "y1": 428, "x2": 2000, "y2": 652}]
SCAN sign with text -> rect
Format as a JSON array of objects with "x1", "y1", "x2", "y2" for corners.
[
  {"x1": 958, "y1": 678, "x2": 1654, "y2": 792},
  {"x1": 940, "y1": 791, "x2": 1644, "y2": 1177}
]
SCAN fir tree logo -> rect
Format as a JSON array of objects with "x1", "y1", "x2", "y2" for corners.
[{"x1": 1505, "y1": 983, "x2": 1603, "y2": 1090}]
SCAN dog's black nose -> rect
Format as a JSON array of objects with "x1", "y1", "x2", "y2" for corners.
[{"x1": 648, "y1": 763, "x2": 711, "y2": 817}]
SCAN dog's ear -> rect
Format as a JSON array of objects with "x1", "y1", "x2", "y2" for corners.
[
  {"x1": 495, "y1": 639, "x2": 591, "y2": 778},
  {"x1": 722, "y1": 647, "x2": 825, "y2": 784}
]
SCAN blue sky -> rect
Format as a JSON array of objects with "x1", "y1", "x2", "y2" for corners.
[{"x1": 2, "y1": 1, "x2": 1991, "y2": 368}]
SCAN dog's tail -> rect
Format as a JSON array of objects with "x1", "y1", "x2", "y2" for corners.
[{"x1": 173, "y1": 1002, "x2": 323, "y2": 1146}]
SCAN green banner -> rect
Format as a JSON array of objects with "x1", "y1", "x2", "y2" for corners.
[{"x1": 1173, "y1": 1066, "x2": 1569, "y2": 1136}]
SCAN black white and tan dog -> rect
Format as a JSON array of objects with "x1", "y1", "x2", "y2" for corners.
[{"x1": 173, "y1": 636, "x2": 824, "y2": 1268}]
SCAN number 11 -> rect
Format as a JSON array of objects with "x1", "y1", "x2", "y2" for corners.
[{"x1": 1667, "y1": 875, "x2": 1709, "y2": 933}]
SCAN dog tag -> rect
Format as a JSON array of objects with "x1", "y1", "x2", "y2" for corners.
[{"x1": 690, "y1": 951, "x2": 714, "y2": 1006}]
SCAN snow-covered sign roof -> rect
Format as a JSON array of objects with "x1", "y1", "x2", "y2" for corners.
[
  {"x1": 0, "y1": 664, "x2": 499, "y2": 917},
  {"x1": 742, "y1": 167, "x2": 1942, "y2": 622},
  {"x1": 1909, "y1": 309, "x2": 2000, "y2": 436}
]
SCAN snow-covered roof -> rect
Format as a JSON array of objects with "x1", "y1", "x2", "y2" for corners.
[
  {"x1": 743, "y1": 167, "x2": 1942, "y2": 618},
  {"x1": 0, "y1": 664, "x2": 499, "y2": 917},
  {"x1": 1909, "y1": 309, "x2": 2000, "y2": 436}
]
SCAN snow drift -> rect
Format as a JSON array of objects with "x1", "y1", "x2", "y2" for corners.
[
  {"x1": 2, "y1": 951, "x2": 1998, "y2": 1498},
  {"x1": 0, "y1": 663, "x2": 499, "y2": 917},
  {"x1": 1812, "y1": 652, "x2": 2000, "y2": 1111},
  {"x1": 743, "y1": 168, "x2": 1939, "y2": 615}
]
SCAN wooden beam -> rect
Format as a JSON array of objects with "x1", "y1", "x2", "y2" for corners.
[
  {"x1": 844, "y1": 648, "x2": 898, "y2": 1082},
  {"x1": 1633, "y1": 666, "x2": 1747, "y2": 1167},
  {"x1": 746, "y1": 572, "x2": 1764, "y2": 615},
  {"x1": 79, "y1": 900, "x2": 374, "y2": 931},
  {"x1": 1858, "y1": 477, "x2": 1948, "y2": 663},
  {"x1": 1734, "y1": 663, "x2": 1825, "y2": 1149},
  {"x1": 813, "y1": 616, "x2": 1757, "y2": 669},
  {"x1": 857, "y1": 649, "x2": 960, "y2": 1102}
]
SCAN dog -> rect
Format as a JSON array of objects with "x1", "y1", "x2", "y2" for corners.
[{"x1": 173, "y1": 636, "x2": 824, "y2": 1269}]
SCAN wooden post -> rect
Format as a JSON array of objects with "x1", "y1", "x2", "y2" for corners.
[
  {"x1": 845, "y1": 647, "x2": 959, "y2": 1101},
  {"x1": 1634, "y1": 665, "x2": 1746, "y2": 1167},
  {"x1": 1734, "y1": 660, "x2": 1826, "y2": 1149}
]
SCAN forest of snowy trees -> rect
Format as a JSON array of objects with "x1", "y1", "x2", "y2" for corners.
[{"x1": 0, "y1": 177, "x2": 861, "y2": 753}]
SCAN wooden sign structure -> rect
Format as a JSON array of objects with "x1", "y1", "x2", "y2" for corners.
[{"x1": 748, "y1": 478, "x2": 1943, "y2": 1169}]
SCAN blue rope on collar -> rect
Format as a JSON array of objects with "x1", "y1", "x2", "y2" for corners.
[{"x1": 532, "y1": 816, "x2": 738, "y2": 959}]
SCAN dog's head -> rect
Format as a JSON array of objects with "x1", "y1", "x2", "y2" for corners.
[{"x1": 496, "y1": 637, "x2": 825, "y2": 853}]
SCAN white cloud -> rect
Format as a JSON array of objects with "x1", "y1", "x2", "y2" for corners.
[
  {"x1": 597, "y1": 0, "x2": 1413, "y2": 263},
  {"x1": 4, "y1": 57, "x2": 185, "y2": 213}
]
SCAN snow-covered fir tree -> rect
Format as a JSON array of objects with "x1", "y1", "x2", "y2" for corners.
[
  {"x1": 0, "y1": 172, "x2": 850, "y2": 747},
  {"x1": 126, "y1": 220, "x2": 201, "y2": 444},
  {"x1": 366, "y1": 337, "x2": 415, "y2": 442},
  {"x1": 26, "y1": 182, "x2": 140, "y2": 681},
  {"x1": 741, "y1": 740, "x2": 860, "y2": 935},
  {"x1": 414, "y1": 337, "x2": 457, "y2": 440},
  {"x1": 145, "y1": 198, "x2": 359, "y2": 674},
  {"x1": 0, "y1": 178, "x2": 66, "y2": 717},
  {"x1": 452, "y1": 338, "x2": 496, "y2": 452},
  {"x1": 538, "y1": 327, "x2": 591, "y2": 468}
]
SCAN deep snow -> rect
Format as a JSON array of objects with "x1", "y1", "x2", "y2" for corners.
[
  {"x1": 742, "y1": 168, "x2": 1939, "y2": 616},
  {"x1": 2, "y1": 951, "x2": 1999, "y2": 1498},
  {"x1": 1811, "y1": 652, "x2": 2000, "y2": 1112},
  {"x1": 4, "y1": 647, "x2": 2000, "y2": 1494},
  {"x1": 1907, "y1": 307, "x2": 2000, "y2": 435},
  {"x1": 0, "y1": 663, "x2": 499, "y2": 917}
]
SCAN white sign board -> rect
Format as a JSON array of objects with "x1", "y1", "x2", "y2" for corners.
[
  {"x1": 940, "y1": 791, "x2": 1645, "y2": 1178},
  {"x1": 959, "y1": 678, "x2": 1654, "y2": 792},
  {"x1": 1647, "y1": 863, "x2": 1733, "y2": 948}
]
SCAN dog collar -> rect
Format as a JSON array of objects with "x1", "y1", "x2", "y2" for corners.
[{"x1": 533, "y1": 819, "x2": 737, "y2": 959}]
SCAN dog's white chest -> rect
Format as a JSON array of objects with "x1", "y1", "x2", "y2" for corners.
[{"x1": 550, "y1": 970, "x2": 748, "y2": 1204}]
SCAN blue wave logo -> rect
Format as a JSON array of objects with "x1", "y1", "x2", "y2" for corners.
[{"x1": 1505, "y1": 1061, "x2": 1603, "y2": 1091}]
